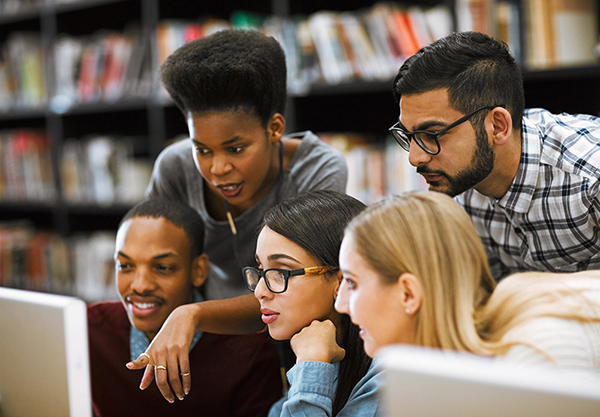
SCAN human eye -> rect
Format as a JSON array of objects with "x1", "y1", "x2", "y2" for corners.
[
  {"x1": 194, "y1": 145, "x2": 210, "y2": 156},
  {"x1": 345, "y1": 277, "x2": 356, "y2": 290},
  {"x1": 155, "y1": 264, "x2": 176, "y2": 274},
  {"x1": 116, "y1": 261, "x2": 132, "y2": 272},
  {"x1": 228, "y1": 145, "x2": 244, "y2": 154}
]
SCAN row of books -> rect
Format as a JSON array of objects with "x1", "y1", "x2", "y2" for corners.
[
  {"x1": 0, "y1": 223, "x2": 118, "y2": 303},
  {"x1": 0, "y1": 2, "x2": 454, "y2": 110},
  {"x1": 155, "y1": 3, "x2": 454, "y2": 95},
  {"x1": 0, "y1": 0, "x2": 76, "y2": 16},
  {"x1": 0, "y1": 130, "x2": 56, "y2": 202},
  {"x1": 0, "y1": 130, "x2": 152, "y2": 205},
  {"x1": 61, "y1": 135, "x2": 153, "y2": 205},
  {"x1": 457, "y1": 0, "x2": 600, "y2": 69},
  {"x1": 320, "y1": 133, "x2": 427, "y2": 204}
]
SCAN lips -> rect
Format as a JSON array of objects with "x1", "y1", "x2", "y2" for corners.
[
  {"x1": 260, "y1": 308, "x2": 280, "y2": 325},
  {"x1": 125, "y1": 295, "x2": 164, "y2": 318},
  {"x1": 217, "y1": 182, "x2": 243, "y2": 198}
]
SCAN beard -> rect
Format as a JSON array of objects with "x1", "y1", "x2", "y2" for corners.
[{"x1": 417, "y1": 128, "x2": 495, "y2": 197}]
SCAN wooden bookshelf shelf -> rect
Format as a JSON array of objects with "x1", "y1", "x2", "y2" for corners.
[{"x1": 1, "y1": 0, "x2": 599, "y2": 298}]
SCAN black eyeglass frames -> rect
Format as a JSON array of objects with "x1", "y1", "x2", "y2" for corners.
[
  {"x1": 389, "y1": 105, "x2": 501, "y2": 155},
  {"x1": 243, "y1": 266, "x2": 338, "y2": 294}
]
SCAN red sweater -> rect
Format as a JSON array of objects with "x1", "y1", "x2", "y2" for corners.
[{"x1": 88, "y1": 302, "x2": 283, "y2": 417}]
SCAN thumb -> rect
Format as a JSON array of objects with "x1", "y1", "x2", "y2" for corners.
[
  {"x1": 126, "y1": 352, "x2": 153, "y2": 370},
  {"x1": 332, "y1": 346, "x2": 346, "y2": 364}
]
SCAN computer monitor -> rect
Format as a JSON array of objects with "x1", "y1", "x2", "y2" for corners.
[
  {"x1": 378, "y1": 344, "x2": 600, "y2": 417},
  {"x1": 0, "y1": 287, "x2": 92, "y2": 417}
]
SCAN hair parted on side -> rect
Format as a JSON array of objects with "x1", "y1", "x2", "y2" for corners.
[
  {"x1": 392, "y1": 31, "x2": 525, "y2": 131},
  {"x1": 346, "y1": 191, "x2": 496, "y2": 353},
  {"x1": 160, "y1": 29, "x2": 287, "y2": 128},
  {"x1": 120, "y1": 198, "x2": 205, "y2": 259},
  {"x1": 261, "y1": 190, "x2": 371, "y2": 417},
  {"x1": 346, "y1": 191, "x2": 600, "y2": 361}
]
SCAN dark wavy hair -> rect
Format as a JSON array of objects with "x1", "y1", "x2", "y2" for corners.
[
  {"x1": 261, "y1": 190, "x2": 372, "y2": 416},
  {"x1": 392, "y1": 31, "x2": 525, "y2": 132},
  {"x1": 161, "y1": 29, "x2": 287, "y2": 128},
  {"x1": 119, "y1": 198, "x2": 205, "y2": 259}
]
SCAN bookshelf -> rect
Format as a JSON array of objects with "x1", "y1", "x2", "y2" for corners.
[{"x1": 1, "y1": 0, "x2": 599, "y2": 300}]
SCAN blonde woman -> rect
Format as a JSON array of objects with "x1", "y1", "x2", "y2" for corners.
[{"x1": 335, "y1": 191, "x2": 600, "y2": 372}]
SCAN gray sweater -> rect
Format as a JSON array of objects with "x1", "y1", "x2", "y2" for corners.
[{"x1": 146, "y1": 131, "x2": 348, "y2": 300}]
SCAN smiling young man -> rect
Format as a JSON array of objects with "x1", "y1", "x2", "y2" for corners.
[
  {"x1": 87, "y1": 198, "x2": 282, "y2": 417},
  {"x1": 138, "y1": 29, "x2": 347, "y2": 401},
  {"x1": 391, "y1": 31, "x2": 600, "y2": 280}
]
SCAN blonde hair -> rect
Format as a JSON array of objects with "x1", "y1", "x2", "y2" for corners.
[
  {"x1": 347, "y1": 191, "x2": 496, "y2": 354},
  {"x1": 476, "y1": 271, "x2": 600, "y2": 358},
  {"x1": 347, "y1": 191, "x2": 600, "y2": 358}
]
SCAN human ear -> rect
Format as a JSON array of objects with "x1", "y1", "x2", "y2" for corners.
[
  {"x1": 332, "y1": 270, "x2": 343, "y2": 301},
  {"x1": 191, "y1": 254, "x2": 209, "y2": 288},
  {"x1": 398, "y1": 272, "x2": 422, "y2": 315},
  {"x1": 268, "y1": 113, "x2": 286, "y2": 142},
  {"x1": 488, "y1": 107, "x2": 512, "y2": 146}
]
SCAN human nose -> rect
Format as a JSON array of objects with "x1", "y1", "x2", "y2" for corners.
[
  {"x1": 210, "y1": 154, "x2": 233, "y2": 176},
  {"x1": 335, "y1": 279, "x2": 349, "y2": 314},
  {"x1": 407, "y1": 140, "x2": 433, "y2": 167},
  {"x1": 253, "y1": 276, "x2": 273, "y2": 300},
  {"x1": 130, "y1": 268, "x2": 157, "y2": 293}
]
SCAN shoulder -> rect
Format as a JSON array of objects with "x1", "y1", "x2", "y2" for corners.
[
  {"x1": 288, "y1": 131, "x2": 347, "y2": 165},
  {"x1": 503, "y1": 315, "x2": 599, "y2": 371},
  {"x1": 525, "y1": 109, "x2": 600, "y2": 181},
  {"x1": 284, "y1": 131, "x2": 348, "y2": 193},
  {"x1": 87, "y1": 302, "x2": 129, "y2": 331},
  {"x1": 352, "y1": 359, "x2": 383, "y2": 394},
  {"x1": 154, "y1": 139, "x2": 195, "y2": 167}
]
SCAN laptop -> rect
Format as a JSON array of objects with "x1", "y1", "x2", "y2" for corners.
[
  {"x1": 378, "y1": 344, "x2": 600, "y2": 417},
  {"x1": 0, "y1": 287, "x2": 92, "y2": 417}
]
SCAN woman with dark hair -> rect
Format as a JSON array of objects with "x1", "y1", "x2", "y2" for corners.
[{"x1": 244, "y1": 190, "x2": 381, "y2": 416}]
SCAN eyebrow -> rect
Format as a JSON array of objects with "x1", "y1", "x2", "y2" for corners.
[
  {"x1": 191, "y1": 137, "x2": 243, "y2": 147},
  {"x1": 255, "y1": 253, "x2": 303, "y2": 266},
  {"x1": 400, "y1": 118, "x2": 448, "y2": 132},
  {"x1": 116, "y1": 251, "x2": 178, "y2": 260}
]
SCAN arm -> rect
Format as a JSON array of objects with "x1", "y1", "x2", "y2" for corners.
[
  {"x1": 126, "y1": 293, "x2": 263, "y2": 403},
  {"x1": 271, "y1": 360, "x2": 381, "y2": 417},
  {"x1": 270, "y1": 320, "x2": 380, "y2": 417}
]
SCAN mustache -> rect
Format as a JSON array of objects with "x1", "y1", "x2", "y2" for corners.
[
  {"x1": 416, "y1": 166, "x2": 448, "y2": 179},
  {"x1": 125, "y1": 292, "x2": 165, "y2": 304}
]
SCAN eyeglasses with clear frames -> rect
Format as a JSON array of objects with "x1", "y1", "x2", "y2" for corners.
[
  {"x1": 389, "y1": 105, "x2": 501, "y2": 155},
  {"x1": 243, "y1": 266, "x2": 339, "y2": 294}
]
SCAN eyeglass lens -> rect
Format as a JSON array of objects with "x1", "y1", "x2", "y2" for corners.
[{"x1": 244, "y1": 268, "x2": 287, "y2": 293}]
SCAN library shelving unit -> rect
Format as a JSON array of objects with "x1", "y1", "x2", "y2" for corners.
[{"x1": 0, "y1": 0, "x2": 599, "y2": 296}]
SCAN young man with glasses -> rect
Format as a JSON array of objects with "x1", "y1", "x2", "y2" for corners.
[{"x1": 390, "y1": 31, "x2": 600, "y2": 280}]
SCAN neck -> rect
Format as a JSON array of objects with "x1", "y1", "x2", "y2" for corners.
[{"x1": 475, "y1": 131, "x2": 522, "y2": 199}]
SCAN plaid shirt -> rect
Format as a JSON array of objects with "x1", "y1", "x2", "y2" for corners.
[{"x1": 456, "y1": 108, "x2": 600, "y2": 280}]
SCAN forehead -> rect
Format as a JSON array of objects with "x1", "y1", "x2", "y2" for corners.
[
  {"x1": 256, "y1": 227, "x2": 319, "y2": 265},
  {"x1": 116, "y1": 216, "x2": 190, "y2": 257},
  {"x1": 399, "y1": 89, "x2": 458, "y2": 128},
  {"x1": 188, "y1": 109, "x2": 265, "y2": 143}
]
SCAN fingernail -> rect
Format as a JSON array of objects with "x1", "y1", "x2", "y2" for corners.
[
  {"x1": 126, "y1": 362, "x2": 133, "y2": 369},
  {"x1": 168, "y1": 398, "x2": 175, "y2": 404},
  {"x1": 184, "y1": 388, "x2": 189, "y2": 395},
  {"x1": 178, "y1": 396, "x2": 184, "y2": 401}
]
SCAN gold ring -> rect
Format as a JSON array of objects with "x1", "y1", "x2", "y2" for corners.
[
  {"x1": 155, "y1": 365, "x2": 167, "y2": 371},
  {"x1": 181, "y1": 372, "x2": 190, "y2": 377}
]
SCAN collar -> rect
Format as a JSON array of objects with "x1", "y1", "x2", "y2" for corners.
[
  {"x1": 130, "y1": 289, "x2": 205, "y2": 361},
  {"x1": 494, "y1": 115, "x2": 542, "y2": 214}
]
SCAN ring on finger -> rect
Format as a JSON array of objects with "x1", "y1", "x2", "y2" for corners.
[
  {"x1": 181, "y1": 372, "x2": 190, "y2": 377},
  {"x1": 155, "y1": 365, "x2": 167, "y2": 371}
]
